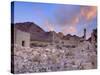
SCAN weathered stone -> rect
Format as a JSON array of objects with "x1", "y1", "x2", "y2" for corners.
[{"x1": 13, "y1": 40, "x2": 97, "y2": 73}]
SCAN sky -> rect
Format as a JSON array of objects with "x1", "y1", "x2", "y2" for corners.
[{"x1": 11, "y1": 1, "x2": 97, "y2": 39}]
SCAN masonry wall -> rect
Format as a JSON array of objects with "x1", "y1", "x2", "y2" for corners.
[{"x1": 14, "y1": 28, "x2": 30, "y2": 47}]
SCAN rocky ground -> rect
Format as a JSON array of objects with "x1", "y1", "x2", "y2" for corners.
[{"x1": 12, "y1": 41, "x2": 97, "y2": 74}]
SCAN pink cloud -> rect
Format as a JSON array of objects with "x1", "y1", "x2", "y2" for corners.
[
  {"x1": 62, "y1": 26, "x2": 77, "y2": 34},
  {"x1": 80, "y1": 6, "x2": 97, "y2": 21},
  {"x1": 61, "y1": 6, "x2": 97, "y2": 34}
]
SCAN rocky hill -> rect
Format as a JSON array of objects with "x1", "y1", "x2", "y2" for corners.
[{"x1": 14, "y1": 22, "x2": 65, "y2": 42}]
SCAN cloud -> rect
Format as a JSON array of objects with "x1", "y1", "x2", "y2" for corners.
[
  {"x1": 55, "y1": 6, "x2": 97, "y2": 26},
  {"x1": 55, "y1": 6, "x2": 97, "y2": 34},
  {"x1": 68, "y1": 6, "x2": 97, "y2": 26},
  {"x1": 69, "y1": 15, "x2": 80, "y2": 26},
  {"x1": 68, "y1": 26, "x2": 77, "y2": 32},
  {"x1": 61, "y1": 26, "x2": 77, "y2": 35},
  {"x1": 43, "y1": 6, "x2": 97, "y2": 35},
  {"x1": 80, "y1": 6, "x2": 97, "y2": 21},
  {"x1": 54, "y1": 6, "x2": 81, "y2": 26}
]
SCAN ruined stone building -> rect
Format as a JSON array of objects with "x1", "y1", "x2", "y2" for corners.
[
  {"x1": 14, "y1": 27, "x2": 30, "y2": 47},
  {"x1": 12, "y1": 22, "x2": 97, "y2": 73}
]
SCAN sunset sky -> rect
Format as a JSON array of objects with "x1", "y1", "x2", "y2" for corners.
[{"x1": 12, "y1": 1, "x2": 97, "y2": 39}]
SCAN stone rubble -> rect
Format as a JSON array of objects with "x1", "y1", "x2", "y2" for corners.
[{"x1": 13, "y1": 41, "x2": 97, "y2": 73}]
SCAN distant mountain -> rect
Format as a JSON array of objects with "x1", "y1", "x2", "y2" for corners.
[
  {"x1": 14, "y1": 22, "x2": 47, "y2": 41},
  {"x1": 15, "y1": 22, "x2": 45, "y2": 33},
  {"x1": 14, "y1": 22, "x2": 81, "y2": 42},
  {"x1": 14, "y1": 22, "x2": 60, "y2": 42}
]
